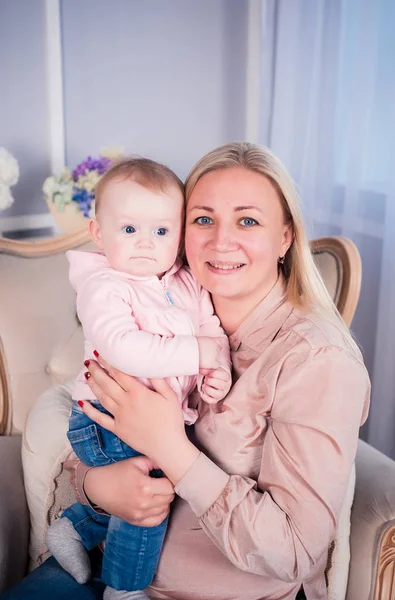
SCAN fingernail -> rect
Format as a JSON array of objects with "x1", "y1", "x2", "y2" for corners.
[
  {"x1": 84, "y1": 360, "x2": 90, "y2": 368},
  {"x1": 77, "y1": 400, "x2": 84, "y2": 408},
  {"x1": 93, "y1": 350, "x2": 99, "y2": 358},
  {"x1": 84, "y1": 372, "x2": 91, "y2": 380}
]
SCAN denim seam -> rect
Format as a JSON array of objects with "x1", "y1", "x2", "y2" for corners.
[{"x1": 132, "y1": 527, "x2": 149, "y2": 589}]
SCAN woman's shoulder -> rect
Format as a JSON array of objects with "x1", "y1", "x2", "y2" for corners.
[
  {"x1": 271, "y1": 307, "x2": 370, "y2": 425},
  {"x1": 282, "y1": 306, "x2": 363, "y2": 365}
]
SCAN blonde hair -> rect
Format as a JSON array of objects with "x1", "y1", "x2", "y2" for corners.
[
  {"x1": 95, "y1": 157, "x2": 184, "y2": 215},
  {"x1": 185, "y1": 142, "x2": 357, "y2": 349}
]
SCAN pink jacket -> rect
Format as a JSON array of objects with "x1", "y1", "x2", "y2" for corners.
[{"x1": 67, "y1": 251, "x2": 230, "y2": 424}]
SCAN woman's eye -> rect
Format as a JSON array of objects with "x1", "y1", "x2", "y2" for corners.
[
  {"x1": 239, "y1": 217, "x2": 258, "y2": 227},
  {"x1": 194, "y1": 216, "x2": 213, "y2": 225},
  {"x1": 154, "y1": 227, "x2": 168, "y2": 236},
  {"x1": 122, "y1": 225, "x2": 136, "y2": 234}
]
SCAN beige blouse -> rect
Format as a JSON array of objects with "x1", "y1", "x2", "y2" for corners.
[{"x1": 147, "y1": 277, "x2": 370, "y2": 600}]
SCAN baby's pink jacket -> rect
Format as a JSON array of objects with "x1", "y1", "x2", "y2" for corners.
[{"x1": 67, "y1": 250, "x2": 231, "y2": 424}]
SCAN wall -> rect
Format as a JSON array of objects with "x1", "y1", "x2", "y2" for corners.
[
  {"x1": 0, "y1": 0, "x2": 51, "y2": 223},
  {"x1": 0, "y1": 0, "x2": 249, "y2": 231}
]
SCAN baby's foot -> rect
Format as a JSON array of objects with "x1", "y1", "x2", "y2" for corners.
[
  {"x1": 103, "y1": 586, "x2": 150, "y2": 599},
  {"x1": 46, "y1": 517, "x2": 91, "y2": 584}
]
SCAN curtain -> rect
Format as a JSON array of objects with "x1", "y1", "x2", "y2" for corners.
[{"x1": 260, "y1": 0, "x2": 395, "y2": 458}]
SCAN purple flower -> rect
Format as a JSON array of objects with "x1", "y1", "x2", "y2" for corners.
[{"x1": 72, "y1": 155, "x2": 112, "y2": 181}]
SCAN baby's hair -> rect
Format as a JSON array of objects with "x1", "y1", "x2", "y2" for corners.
[{"x1": 94, "y1": 157, "x2": 184, "y2": 215}]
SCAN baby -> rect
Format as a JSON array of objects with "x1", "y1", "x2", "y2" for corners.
[{"x1": 46, "y1": 157, "x2": 231, "y2": 600}]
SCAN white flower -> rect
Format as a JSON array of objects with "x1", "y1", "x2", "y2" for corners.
[
  {"x1": 57, "y1": 167, "x2": 72, "y2": 182},
  {"x1": 43, "y1": 175, "x2": 73, "y2": 198},
  {"x1": 0, "y1": 148, "x2": 19, "y2": 187},
  {"x1": 0, "y1": 182, "x2": 14, "y2": 210},
  {"x1": 42, "y1": 175, "x2": 57, "y2": 197},
  {"x1": 76, "y1": 170, "x2": 101, "y2": 192}
]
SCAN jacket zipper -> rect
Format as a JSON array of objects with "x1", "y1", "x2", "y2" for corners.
[{"x1": 161, "y1": 279, "x2": 175, "y2": 306}]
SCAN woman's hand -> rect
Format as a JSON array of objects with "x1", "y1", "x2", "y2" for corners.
[
  {"x1": 80, "y1": 356, "x2": 200, "y2": 484},
  {"x1": 84, "y1": 455, "x2": 174, "y2": 527}
]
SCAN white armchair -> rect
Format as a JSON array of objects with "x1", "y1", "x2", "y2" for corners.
[{"x1": 0, "y1": 231, "x2": 394, "y2": 599}]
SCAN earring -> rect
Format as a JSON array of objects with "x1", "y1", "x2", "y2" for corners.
[{"x1": 278, "y1": 255, "x2": 285, "y2": 265}]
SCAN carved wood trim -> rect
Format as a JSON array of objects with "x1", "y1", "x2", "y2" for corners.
[
  {"x1": 310, "y1": 236, "x2": 362, "y2": 327},
  {"x1": 374, "y1": 523, "x2": 395, "y2": 600},
  {"x1": 0, "y1": 338, "x2": 10, "y2": 435},
  {"x1": 0, "y1": 227, "x2": 91, "y2": 257}
]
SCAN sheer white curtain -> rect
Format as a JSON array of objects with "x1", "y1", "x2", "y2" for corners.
[{"x1": 260, "y1": 0, "x2": 395, "y2": 458}]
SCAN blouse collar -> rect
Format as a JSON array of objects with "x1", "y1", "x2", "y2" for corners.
[{"x1": 228, "y1": 275, "x2": 294, "y2": 354}]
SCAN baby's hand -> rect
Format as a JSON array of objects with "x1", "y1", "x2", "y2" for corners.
[
  {"x1": 197, "y1": 336, "x2": 222, "y2": 371},
  {"x1": 200, "y1": 367, "x2": 232, "y2": 404}
]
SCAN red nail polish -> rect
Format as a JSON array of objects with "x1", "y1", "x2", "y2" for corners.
[
  {"x1": 77, "y1": 400, "x2": 84, "y2": 408},
  {"x1": 93, "y1": 350, "x2": 99, "y2": 358},
  {"x1": 84, "y1": 360, "x2": 90, "y2": 367},
  {"x1": 84, "y1": 371, "x2": 91, "y2": 380}
]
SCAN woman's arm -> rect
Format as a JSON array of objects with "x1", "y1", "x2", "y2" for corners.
[
  {"x1": 176, "y1": 345, "x2": 370, "y2": 582},
  {"x1": 68, "y1": 455, "x2": 175, "y2": 527},
  {"x1": 81, "y1": 346, "x2": 369, "y2": 583}
]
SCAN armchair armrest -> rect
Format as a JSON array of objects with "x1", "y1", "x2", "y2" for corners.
[
  {"x1": 347, "y1": 439, "x2": 395, "y2": 600},
  {"x1": 0, "y1": 435, "x2": 29, "y2": 593}
]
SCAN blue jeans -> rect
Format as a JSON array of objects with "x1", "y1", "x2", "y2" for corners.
[
  {"x1": 0, "y1": 553, "x2": 105, "y2": 599},
  {"x1": 62, "y1": 402, "x2": 167, "y2": 591},
  {"x1": 0, "y1": 556, "x2": 308, "y2": 599},
  {"x1": 0, "y1": 556, "x2": 308, "y2": 600}
]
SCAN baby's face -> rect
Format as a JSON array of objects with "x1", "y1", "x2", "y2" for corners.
[{"x1": 91, "y1": 177, "x2": 184, "y2": 278}]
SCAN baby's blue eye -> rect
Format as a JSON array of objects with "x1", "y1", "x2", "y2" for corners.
[
  {"x1": 122, "y1": 225, "x2": 136, "y2": 234},
  {"x1": 195, "y1": 216, "x2": 213, "y2": 225},
  {"x1": 154, "y1": 227, "x2": 168, "y2": 236},
  {"x1": 240, "y1": 217, "x2": 258, "y2": 227}
]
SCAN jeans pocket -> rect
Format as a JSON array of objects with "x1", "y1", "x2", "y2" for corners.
[{"x1": 67, "y1": 423, "x2": 115, "y2": 467}]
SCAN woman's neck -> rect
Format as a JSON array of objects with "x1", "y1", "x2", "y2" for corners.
[
  {"x1": 212, "y1": 296, "x2": 259, "y2": 336},
  {"x1": 212, "y1": 275, "x2": 280, "y2": 336}
]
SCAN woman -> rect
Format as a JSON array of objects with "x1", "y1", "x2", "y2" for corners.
[{"x1": 3, "y1": 142, "x2": 370, "y2": 600}]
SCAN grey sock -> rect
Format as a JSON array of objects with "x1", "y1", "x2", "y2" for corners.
[
  {"x1": 103, "y1": 587, "x2": 150, "y2": 600},
  {"x1": 46, "y1": 517, "x2": 91, "y2": 584}
]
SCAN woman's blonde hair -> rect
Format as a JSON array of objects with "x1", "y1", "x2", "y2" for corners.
[{"x1": 185, "y1": 142, "x2": 357, "y2": 348}]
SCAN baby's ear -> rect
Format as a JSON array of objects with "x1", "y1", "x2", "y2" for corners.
[{"x1": 89, "y1": 219, "x2": 104, "y2": 250}]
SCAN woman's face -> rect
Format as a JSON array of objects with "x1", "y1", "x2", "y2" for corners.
[{"x1": 185, "y1": 167, "x2": 293, "y2": 306}]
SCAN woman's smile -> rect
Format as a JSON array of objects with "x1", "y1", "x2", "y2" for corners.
[{"x1": 206, "y1": 261, "x2": 245, "y2": 273}]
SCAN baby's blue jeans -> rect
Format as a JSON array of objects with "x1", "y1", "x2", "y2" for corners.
[{"x1": 62, "y1": 401, "x2": 167, "y2": 591}]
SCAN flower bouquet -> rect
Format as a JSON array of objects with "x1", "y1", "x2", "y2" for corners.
[
  {"x1": 43, "y1": 147, "x2": 122, "y2": 233},
  {"x1": 0, "y1": 148, "x2": 20, "y2": 211}
]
